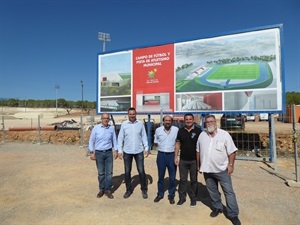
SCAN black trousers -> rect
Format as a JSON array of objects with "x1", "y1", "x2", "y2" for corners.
[{"x1": 178, "y1": 159, "x2": 198, "y2": 201}]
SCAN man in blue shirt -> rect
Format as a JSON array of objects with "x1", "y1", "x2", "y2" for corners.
[
  {"x1": 117, "y1": 107, "x2": 149, "y2": 199},
  {"x1": 89, "y1": 113, "x2": 118, "y2": 199},
  {"x1": 153, "y1": 115, "x2": 179, "y2": 204}
]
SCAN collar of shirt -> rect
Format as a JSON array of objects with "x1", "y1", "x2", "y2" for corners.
[
  {"x1": 205, "y1": 128, "x2": 218, "y2": 137},
  {"x1": 126, "y1": 120, "x2": 138, "y2": 124},
  {"x1": 184, "y1": 125, "x2": 195, "y2": 132},
  {"x1": 163, "y1": 127, "x2": 171, "y2": 134}
]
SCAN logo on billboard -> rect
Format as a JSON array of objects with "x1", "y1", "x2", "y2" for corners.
[{"x1": 148, "y1": 68, "x2": 157, "y2": 79}]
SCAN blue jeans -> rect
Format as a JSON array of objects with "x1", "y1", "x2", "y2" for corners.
[
  {"x1": 178, "y1": 159, "x2": 198, "y2": 201},
  {"x1": 204, "y1": 170, "x2": 239, "y2": 218},
  {"x1": 156, "y1": 152, "x2": 176, "y2": 198},
  {"x1": 95, "y1": 150, "x2": 113, "y2": 192},
  {"x1": 123, "y1": 151, "x2": 147, "y2": 192}
]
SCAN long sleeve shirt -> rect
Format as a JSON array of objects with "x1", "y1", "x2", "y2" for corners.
[
  {"x1": 88, "y1": 124, "x2": 117, "y2": 152},
  {"x1": 117, "y1": 120, "x2": 148, "y2": 154}
]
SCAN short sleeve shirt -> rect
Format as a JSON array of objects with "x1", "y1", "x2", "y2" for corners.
[
  {"x1": 196, "y1": 128, "x2": 238, "y2": 173},
  {"x1": 176, "y1": 126, "x2": 202, "y2": 161},
  {"x1": 154, "y1": 126, "x2": 179, "y2": 152}
]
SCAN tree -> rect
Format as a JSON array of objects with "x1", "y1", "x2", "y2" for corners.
[{"x1": 286, "y1": 92, "x2": 300, "y2": 105}]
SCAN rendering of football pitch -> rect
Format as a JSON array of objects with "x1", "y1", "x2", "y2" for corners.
[{"x1": 176, "y1": 62, "x2": 273, "y2": 92}]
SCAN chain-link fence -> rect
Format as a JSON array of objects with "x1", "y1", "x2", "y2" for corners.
[{"x1": 1, "y1": 110, "x2": 299, "y2": 160}]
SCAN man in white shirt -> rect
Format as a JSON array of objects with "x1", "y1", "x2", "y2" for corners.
[
  {"x1": 153, "y1": 115, "x2": 179, "y2": 204},
  {"x1": 117, "y1": 107, "x2": 149, "y2": 199},
  {"x1": 196, "y1": 114, "x2": 241, "y2": 225}
]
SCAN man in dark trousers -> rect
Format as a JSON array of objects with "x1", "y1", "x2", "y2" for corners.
[
  {"x1": 117, "y1": 107, "x2": 149, "y2": 199},
  {"x1": 153, "y1": 115, "x2": 179, "y2": 204},
  {"x1": 174, "y1": 113, "x2": 202, "y2": 207}
]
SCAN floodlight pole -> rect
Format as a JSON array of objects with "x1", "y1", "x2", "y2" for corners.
[
  {"x1": 81, "y1": 80, "x2": 84, "y2": 112},
  {"x1": 98, "y1": 32, "x2": 111, "y2": 52},
  {"x1": 55, "y1": 84, "x2": 60, "y2": 113}
]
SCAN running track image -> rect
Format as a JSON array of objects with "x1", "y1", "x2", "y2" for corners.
[{"x1": 176, "y1": 61, "x2": 274, "y2": 92}]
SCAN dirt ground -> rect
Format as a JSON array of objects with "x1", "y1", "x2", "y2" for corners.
[
  {"x1": 0, "y1": 142, "x2": 300, "y2": 225},
  {"x1": 1, "y1": 108, "x2": 300, "y2": 225}
]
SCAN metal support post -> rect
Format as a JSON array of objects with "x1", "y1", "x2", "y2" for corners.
[
  {"x1": 1, "y1": 115, "x2": 5, "y2": 143},
  {"x1": 147, "y1": 114, "x2": 151, "y2": 152},
  {"x1": 292, "y1": 104, "x2": 299, "y2": 182},
  {"x1": 80, "y1": 114, "x2": 84, "y2": 147},
  {"x1": 270, "y1": 114, "x2": 277, "y2": 172},
  {"x1": 37, "y1": 115, "x2": 41, "y2": 144}
]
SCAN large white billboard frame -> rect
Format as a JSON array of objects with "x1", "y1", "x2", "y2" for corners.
[{"x1": 97, "y1": 24, "x2": 285, "y2": 115}]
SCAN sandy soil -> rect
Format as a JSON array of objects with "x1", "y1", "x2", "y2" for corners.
[
  {"x1": 0, "y1": 142, "x2": 300, "y2": 225},
  {"x1": 1, "y1": 107, "x2": 300, "y2": 225}
]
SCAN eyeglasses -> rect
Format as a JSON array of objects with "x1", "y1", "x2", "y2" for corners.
[
  {"x1": 101, "y1": 117, "x2": 110, "y2": 120},
  {"x1": 206, "y1": 120, "x2": 216, "y2": 124}
]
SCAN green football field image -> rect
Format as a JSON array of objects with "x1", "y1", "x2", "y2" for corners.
[
  {"x1": 208, "y1": 64, "x2": 260, "y2": 80},
  {"x1": 176, "y1": 62, "x2": 273, "y2": 92}
]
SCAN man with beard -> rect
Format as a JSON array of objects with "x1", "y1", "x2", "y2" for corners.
[
  {"x1": 196, "y1": 114, "x2": 241, "y2": 225},
  {"x1": 175, "y1": 113, "x2": 202, "y2": 208},
  {"x1": 153, "y1": 115, "x2": 179, "y2": 204}
]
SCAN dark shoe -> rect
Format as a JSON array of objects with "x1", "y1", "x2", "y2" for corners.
[
  {"x1": 123, "y1": 190, "x2": 132, "y2": 199},
  {"x1": 190, "y1": 199, "x2": 197, "y2": 208},
  {"x1": 229, "y1": 216, "x2": 241, "y2": 225},
  {"x1": 168, "y1": 197, "x2": 175, "y2": 205},
  {"x1": 210, "y1": 208, "x2": 223, "y2": 217},
  {"x1": 105, "y1": 190, "x2": 114, "y2": 199},
  {"x1": 142, "y1": 191, "x2": 148, "y2": 199},
  {"x1": 96, "y1": 190, "x2": 104, "y2": 198},
  {"x1": 176, "y1": 199, "x2": 186, "y2": 207},
  {"x1": 154, "y1": 195, "x2": 163, "y2": 202}
]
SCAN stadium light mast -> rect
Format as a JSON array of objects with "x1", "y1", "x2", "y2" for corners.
[
  {"x1": 55, "y1": 84, "x2": 60, "y2": 113},
  {"x1": 81, "y1": 80, "x2": 84, "y2": 112},
  {"x1": 98, "y1": 32, "x2": 110, "y2": 52}
]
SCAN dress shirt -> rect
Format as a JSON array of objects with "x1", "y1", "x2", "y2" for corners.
[
  {"x1": 88, "y1": 124, "x2": 117, "y2": 152},
  {"x1": 154, "y1": 125, "x2": 179, "y2": 152},
  {"x1": 117, "y1": 120, "x2": 148, "y2": 154},
  {"x1": 196, "y1": 128, "x2": 237, "y2": 173}
]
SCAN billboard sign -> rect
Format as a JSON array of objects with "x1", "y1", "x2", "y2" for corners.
[{"x1": 97, "y1": 24, "x2": 284, "y2": 114}]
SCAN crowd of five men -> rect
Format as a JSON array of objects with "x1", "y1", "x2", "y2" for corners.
[{"x1": 88, "y1": 107, "x2": 241, "y2": 225}]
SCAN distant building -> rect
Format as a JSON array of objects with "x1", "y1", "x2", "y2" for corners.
[{"x1": 101, "y1": 72, "x2": 125, "y2": 87}]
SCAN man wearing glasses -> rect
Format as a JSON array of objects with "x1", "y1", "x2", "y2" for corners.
[
  {"x1": 89, "y1": 113, "x2": 118, "y2": 199},
  {"x1": 196, "y1": 114, "x2": 241, "y2": 225}
]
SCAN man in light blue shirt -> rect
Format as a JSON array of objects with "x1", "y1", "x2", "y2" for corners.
[
  {"x1": 153, "y1": 115, "x2": 179, "y2": 204},
  {"x1": 89, "y1": 113, "x2": 118, "y2": 199},
  {"x1": 117, "y1": 107, "x2": 149, "y2": 199}
]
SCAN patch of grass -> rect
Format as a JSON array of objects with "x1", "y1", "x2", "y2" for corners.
[{"x1": 208, "y1": 64, "x2": 260, "y2": 80}]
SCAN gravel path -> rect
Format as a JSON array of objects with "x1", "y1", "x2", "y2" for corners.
[{"x1": 0, "y1": 142, "x2": 299, "y2": 225}]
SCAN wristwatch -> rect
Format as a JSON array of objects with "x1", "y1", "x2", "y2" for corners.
[{"x1": 229, "y1": 163, "x2": 234, "y2": 167}]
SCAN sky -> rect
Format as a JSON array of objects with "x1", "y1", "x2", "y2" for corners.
[{"x1": 0, "y1": 0, "x2": 299, "y2": 102}]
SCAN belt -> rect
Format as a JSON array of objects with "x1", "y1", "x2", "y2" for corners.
[
  {"x1": 96, "y1": 148, "x2": 112, "y2": 153},
  {"x1": 158, "y1": 151, "x2": 174, "y2": 155}
]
